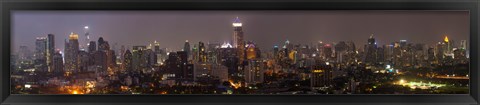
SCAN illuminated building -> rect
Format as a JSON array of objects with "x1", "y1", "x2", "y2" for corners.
[
  {"x1": 232, "y1": 17, "x2": 245, "y2": 63},
  {"x1": 65, "y1": 32, "x2": 79, "y2": 73},
  {"x1": 244, "y1": 60, "x2": 265, "y2": 85},
  {"x1": 83, "y1": 26, "x2": 90, "y2": 49},
  {"x1": 246, "y1": 42, "x2": 256, "y2": 60},
  {"x1": 198, "y1": 41, "x2": 207, "y2": 62},
  {"x1": 46, "y1": 34, "x2": 55, "y2": 73},
  {"x1": 310, "y1": 62, "x2": 332, "y2": 88}
]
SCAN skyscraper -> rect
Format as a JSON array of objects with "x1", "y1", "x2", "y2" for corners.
[
  {"x1": 198, "y1": 41, "x2": 207, "y2": 62},
  {"x1": 184, "y1": 40, "x2": 191, "y2": 60},
  {"x1": 364, "y1": 34, "x2": 377, "y2": 64},
  {"x1": 65, "y1": 32, "x2": 80, "y2": 73},
  {"x1": 34, "y1": 37, "x2": 47, "y2": 60},
  {"x1": 123, "y1": 50, "x2": 133, "y2": 72},
  {"x1": 232, "y1": 17, "x2": 245, "y2": 63},
  {"x1": 46, "y1": 34, "x2": 55, "y2": 73},
  {"x1": 52, "y1": 50, "x2": 64, "y2": 75}
]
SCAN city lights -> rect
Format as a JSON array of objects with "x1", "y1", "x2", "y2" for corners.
[{"x1": 11, "y1": 14, "x2": 469, "y2": 95}]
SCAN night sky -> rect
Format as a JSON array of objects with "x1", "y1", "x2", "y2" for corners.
[{"x1": 12, "y1": 11, "x2": 469, "y2": 53}]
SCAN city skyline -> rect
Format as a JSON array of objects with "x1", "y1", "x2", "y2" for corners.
[
  {"x1": 12, "y1": 11, "x2": 469, "y2": 52},
  {"x1": 11, "y1": 11, "x2": 470, "y2": 95}
]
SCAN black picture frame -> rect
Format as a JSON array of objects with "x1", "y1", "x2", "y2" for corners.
[{"x1": 0, "y1": 0, "x2": 479, "y2": 105}]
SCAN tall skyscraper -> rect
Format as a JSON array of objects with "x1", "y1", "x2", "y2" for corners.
[
  {"x1": 232, "y1": 17, "x2": 245, "y2": 63},
  {"x1": 34, "y1": 37, "x2": 47, "y2": 60},
  {"x1": 46, "y1": 34, "x2": 55, "y2": 73},
  {"x1": 184, "y1": 40, "x2": 191, "y2": 60},
  {"x1": 198, "y1": 41, "x2": 207, "y2": 62},
  {"x1": 364, "y1": 34, "x2": 378, "y2": 64},
  {"x1": 123, "y1": 50, "x2": 133, "y2": 72},
  {"x1": 83, "y1": 26, "x2": 90, "y2": 49},
  {"x1": 65, "y1": 32, "x2": 80, "y2": 73}
]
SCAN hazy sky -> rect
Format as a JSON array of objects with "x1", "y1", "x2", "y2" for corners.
[{"x1": 12, "y1": 10, "x2": 469, "y2": 52}]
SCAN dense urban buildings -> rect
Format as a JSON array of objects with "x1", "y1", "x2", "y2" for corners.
[{"x1": 11, "y1": 14, "x2": 469, "y2": 95}]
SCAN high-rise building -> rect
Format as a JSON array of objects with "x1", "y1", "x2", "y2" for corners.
[
  {"x1": 83, "y1": 26, "x2": 90, "y2": 49},
  {"x1": 65, "y1": 32, "x2": 79, "y2": 73},
  {"x1": 123, "y1": 50, "x2": 133, "y2": 72},
  {"x1": 246, "y1": 42, "x2": 257, "y2": 60},
  {"x1": 88, "y1": 41, "x2": 96, "y2": 53},
  {"x1": 311, "y1": 61, "x2": 332, "y2": 88},
  {"x1": 34, "y1": 37, "x2": 47, "y2": 60},
  {"x1": 364, "y1": 34, "x2": 377, "y2": 64},
  {"x1": 184, "y1": 40, "x2": 191, "y2": 59},
  {"x1": 52, "y1": 50, "x2": 64, "y2": 75},
  {"x1": 198, "y1": 41, "x2": 207, "y2": 62},
  {"x1": 232, "y1": 17, "x2": 245, "y2": 63},
  {"x1": 46, "y1": 34, "x2": 55, "y2": 73}
]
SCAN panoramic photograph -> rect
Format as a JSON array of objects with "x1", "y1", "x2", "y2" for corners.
[{"x1": 10, "y1": 11, "x2": 469, "y2": 95}]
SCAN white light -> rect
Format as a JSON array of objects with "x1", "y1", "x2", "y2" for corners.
[
  {"x1": 25, "y1": 84, "x2": 31, "y2": 88},
  {"x1": 84, "y1": 26, "x2": 89, "y2": 29},
  {"x1": 325, "y1": 62, "x2": 330, "y2": 65},
  {"x1": 232, "y1": 23, "x2": 242, "y2": 27}
]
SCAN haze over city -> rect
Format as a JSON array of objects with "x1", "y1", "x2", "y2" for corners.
[{"x1": 12, "y1": 11, "x2": 469, "y2": 52}]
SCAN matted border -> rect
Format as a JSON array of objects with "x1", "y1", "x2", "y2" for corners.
[{"x1": 0, "y1": 0, "x2": 479, "y2": 105}]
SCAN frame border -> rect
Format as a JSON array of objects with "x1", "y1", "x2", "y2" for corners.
[{"x1": 1, "y1": 0, "x2": 479, "y2": 105}]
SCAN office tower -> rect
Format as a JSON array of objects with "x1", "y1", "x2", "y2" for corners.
[
  {"x1": 311, "y1": 62, "x2": 332, "y2": 88},
  {"x1": 177, "y1": 51, "x2": 188, "y2": 79},
  {"x1": 132, "y1": 46, "x2": 147, "y2": 72},
  {"x1": 152, "y1": 40, "x2": 163, "y2": 64},
  {"x1": 46, "y1": 34, "x2": 55, "y2": 73},
  {"x1": 88, "y1": 41, "x2": 96, "y2": 53},
  {"x1": 184, "y1": 40, "x2": 191, "y2": 59},
  {"x1": 78, "y1": 50, "x2": 90, "y2": 72},
  {"x1": 83, "y1": 26, "x2": 90, "y2": 49},
  {"x1": 364, "y1": 34, "x2": 377, "y2": 64},
  {"x1": 322, "y1": 44, "x2": 333, "y2": 61},
  {"x1": 34, "y1": 37, "x2": 48, "y2": 72},
  {"x1": 123, "y1": 50, "x2": 133, "y2": 72},
  {"x1": 34, "y1": 37, "x2": 47, "y2": 60},
  {"x1": 207, "y1": 41, "x2": 220, "y2": 63},
  {"x1": 244, "y1": 60, "x2": 264, "y2": 85},
  {"x1": 232, "y1": 17, "x2": 245, "y2": 63},
  {"x1": 198, "y1": 41, "x2": 207, "y2": 62},
  {"x1": 65, "y1": 32, "x2": 79, "y2": 73},
  {"x1": 246, "y1": 42, "x2": 257, "y2": 60},
  {"x1": 52, "y1": 50, "x2": 64, "y2": 75},
  {"x1": 444, "y1": 36, "x2": 453, "y2": 54},
  {"x1": 165, "y1": 52, "x2": 181, "y2": 78},
  {"x1": 335, "y1": 41, "x2": 348, "y2": 63},
  {"x1": 192, "y1": 44, "x2": 198, "y2": 62}
]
